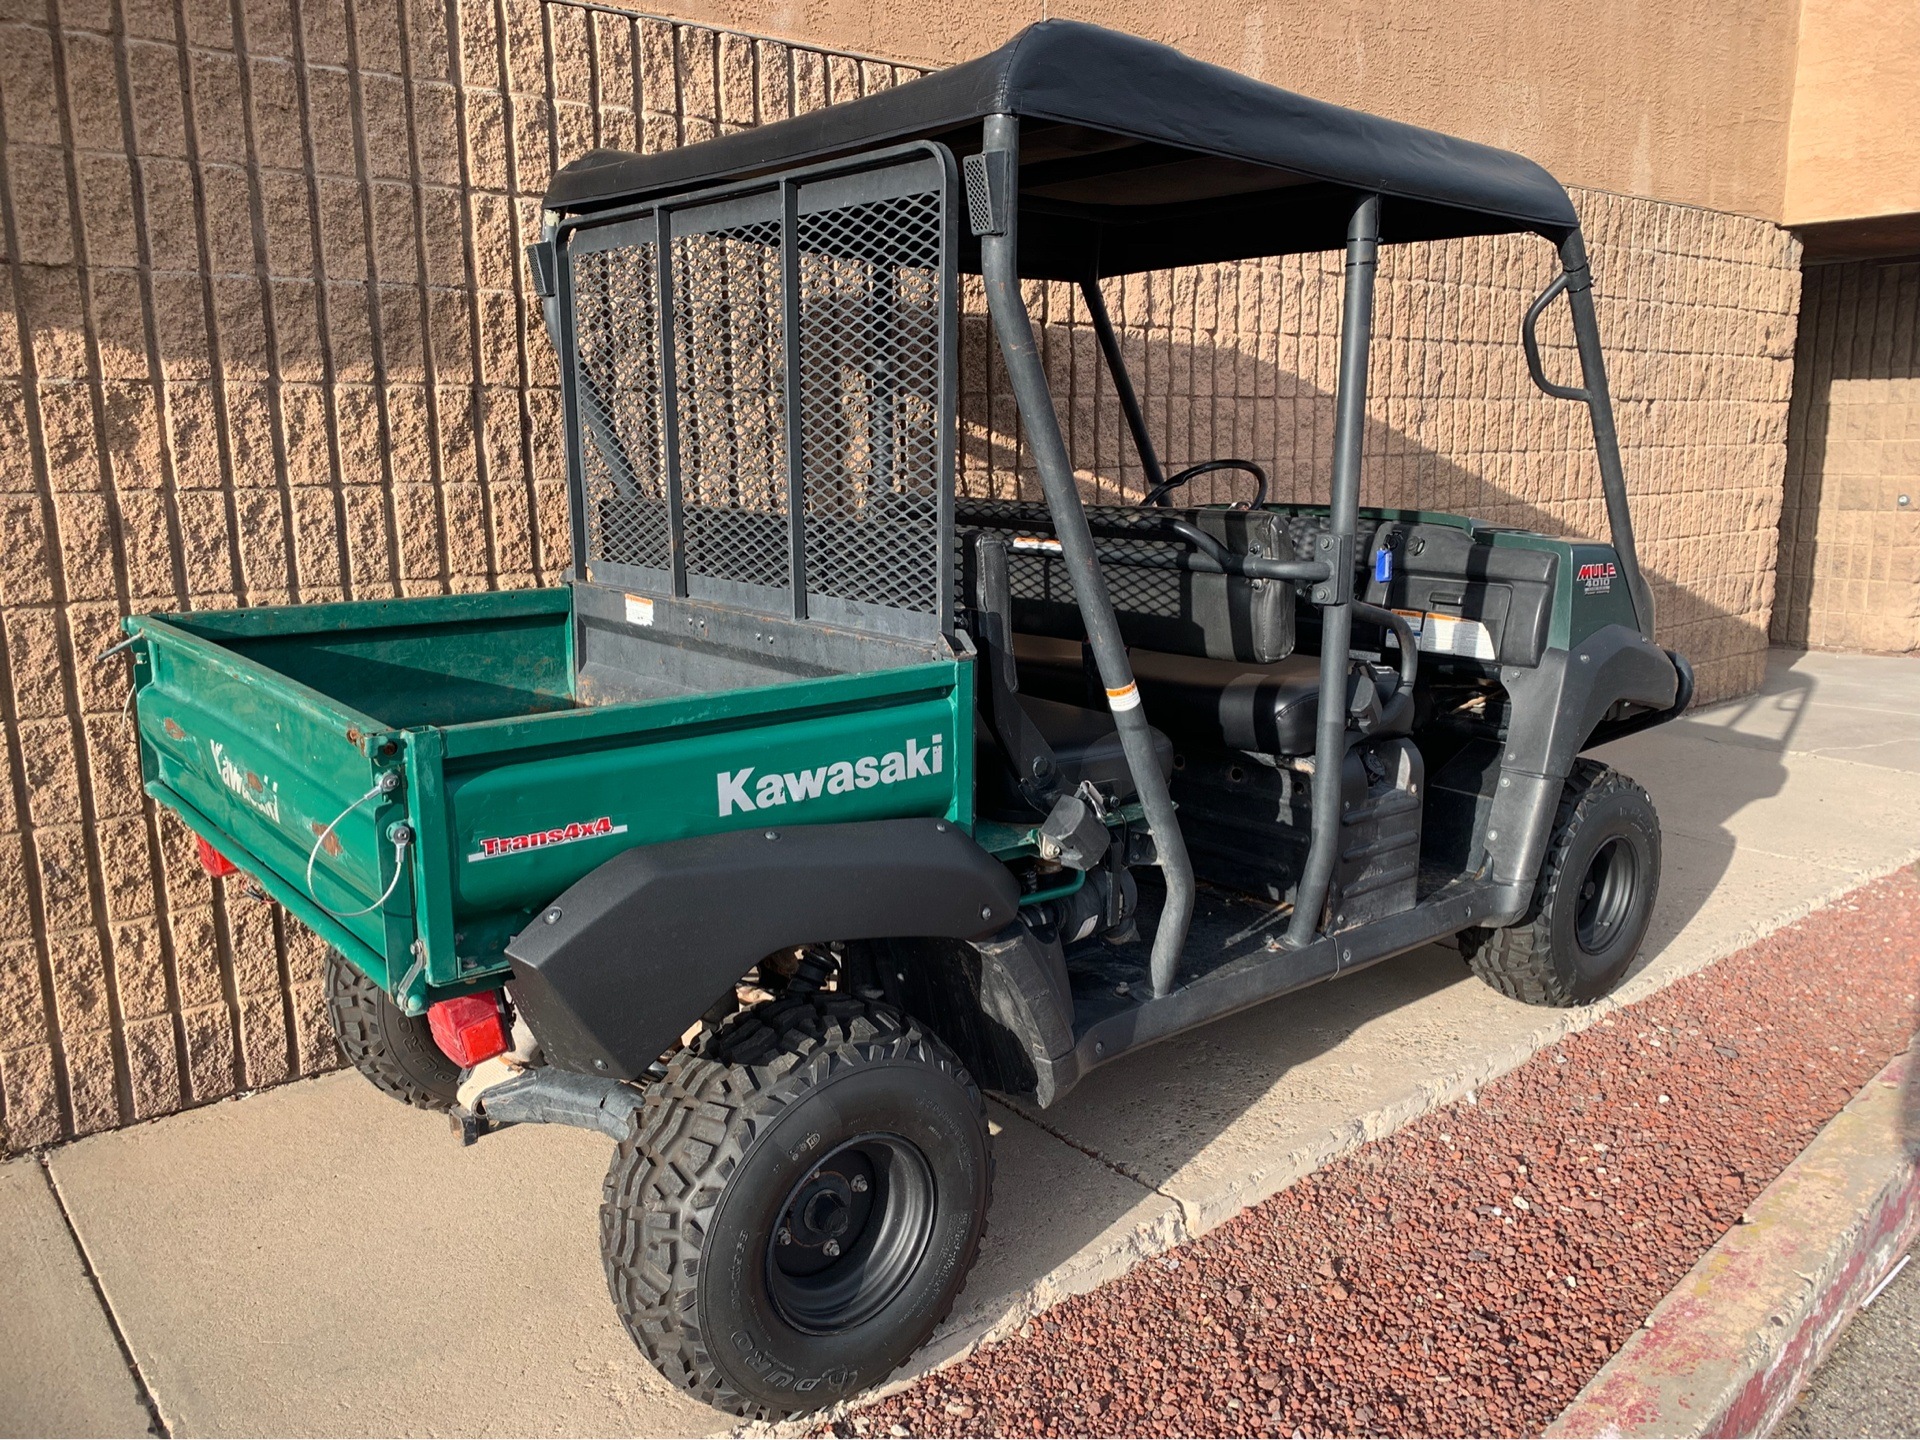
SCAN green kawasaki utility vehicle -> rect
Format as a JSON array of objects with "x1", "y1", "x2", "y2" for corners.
[{"x1": 122, "y1": 20, "x2": 1689, "y2": 1417}]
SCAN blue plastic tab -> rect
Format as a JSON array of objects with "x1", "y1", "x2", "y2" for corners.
[{"x1": 1373, "y1": 546, "x2": 1393, "y2": 583}]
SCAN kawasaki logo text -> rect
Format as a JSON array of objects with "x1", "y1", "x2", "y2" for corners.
[{"x1": 717, "y1": 736, "x2": 943, "y2": 817}]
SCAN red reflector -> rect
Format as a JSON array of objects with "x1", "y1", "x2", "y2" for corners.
[
  {"x1": 427, "y1": 992, "x2": 509, "y2": 1067},
  {"x1": 195, "y1": 835, "x2": 239, "y2": 878}
]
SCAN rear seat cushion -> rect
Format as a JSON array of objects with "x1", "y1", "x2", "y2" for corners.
[
  {"x1": 1011, "y1": 635, "x2": 1411, "y2": 758},
  {"x1": 1019, "y1": 696, "x2": 1174, "y2": 799},
  {"x1": 1125, "y1": 650, "x2": 1328, "y2": 755},
  {"x1": 1010, "y1": 635, "x2": 1326, "y2": 755}
]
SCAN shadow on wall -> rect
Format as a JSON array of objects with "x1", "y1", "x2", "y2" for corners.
[
  {"x1": 0, "y1": 237, "x2": 1795, "y2": 1157},
  {"x1": 1773, "y1": 258, "x2": 1920, "y2": 655},
  {"x1": 954, "y1": 278, "x2": 1786, "y2": 708}
]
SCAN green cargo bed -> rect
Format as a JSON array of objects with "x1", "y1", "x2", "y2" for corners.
[{"x1": 127, "y1": 586, "x2": 972, "y2": 1013}]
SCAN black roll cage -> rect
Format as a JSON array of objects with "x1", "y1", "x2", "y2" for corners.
[
  {"x1": 533, "y1": 93, "x2": 1655, "y2": 997},
  {"x1": 967, "y1": 113, "x2": 1653, "y2": 988}
]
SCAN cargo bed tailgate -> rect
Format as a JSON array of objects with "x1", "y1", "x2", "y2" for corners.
[{"x1": 127, "y1": 614, "x2": 416, "y2": 985}]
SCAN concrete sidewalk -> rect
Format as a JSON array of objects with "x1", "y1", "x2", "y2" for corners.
[{"x1": 5, "y1": 648, "x2": 1919, "y2": 1439}]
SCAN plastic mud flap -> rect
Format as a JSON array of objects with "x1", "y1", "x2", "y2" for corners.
[
  {"x1": 505, "y1": 818, "x2": 1020, "y2": 1080},
  {"x1": 1481, "y1": 625, "x2": 1680, "y2": 923}
]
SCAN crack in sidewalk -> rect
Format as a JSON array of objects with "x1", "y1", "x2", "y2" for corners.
[
  {"x1": 993, "y1": 1096, "x2": 1168, "y2": 1197},
  {"x1": 37, "y1": 1155, "x2": 170, "y2": 1439}
]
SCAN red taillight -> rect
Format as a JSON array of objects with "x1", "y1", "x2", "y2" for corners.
[
  {"x1": 195, "y1": 835, "x2": 239, "y2": 878},
  {"x1": 427, "y1": 992, "x2": 509, "y2": 1067}
]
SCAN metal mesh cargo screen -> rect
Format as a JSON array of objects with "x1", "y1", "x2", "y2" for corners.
[{"x1": 559, "y1": 147, "x2": 958, "y2": 641}]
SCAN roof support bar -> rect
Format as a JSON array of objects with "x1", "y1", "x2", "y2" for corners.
[
  {"x1": 1079, "y1": 278, "x2": 1168, "y2": 497},
  {"x1": 977, "y1": 113, "x2": 1195, "y2": 998},
  {"x1": 1558, "y1": 231, "x2": 1656, "y2": 641},
  {"x1": 1285, "y1": 192, "x2": 1380, "y2": 951}
]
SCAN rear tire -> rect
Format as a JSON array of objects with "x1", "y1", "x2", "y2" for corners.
[
  {"x1": 600, "y1": 992, "x2": 992, "y2": 1418},
  {"x1": 1463, "y1": 759, "x2": 1661, "y2": 1006},
  {"x1": 324, "y1": 951, "x2": 461, "y2": 1110}
]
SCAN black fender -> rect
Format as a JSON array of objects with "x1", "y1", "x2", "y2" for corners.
[
  {"x1": 1585, "y1": 648, "x2": 1694, "y2": 748},
  {"x1": 506, "y1": 818, "x2": 1021, "y2": 1079},
  {"x1": 1481, "y1": 626, "x2": 1680, "y2": 924},
  {"x1": 849, "y1": 925, "x2": 1080, "y2": 1107}
]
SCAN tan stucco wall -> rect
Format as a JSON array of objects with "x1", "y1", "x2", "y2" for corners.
[
  {"x1": 1774, "y1": 260, "x2": 1920, "y2": 652},
  {"x1": 1784, "y1": 0, "x2": 1920, "y2": 225},
  {"x1": 649, "y1": 0, "x2": 1802, "y2": 220},
  {"x1": 0, "y1": 0, "x2": 1799, "y2": 1151}
]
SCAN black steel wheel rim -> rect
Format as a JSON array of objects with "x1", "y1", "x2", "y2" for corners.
[
  {"x1": 1575, "y1": 836, "x2": 1639, "y2": 955},
  {"x1": 765, "y1": 1133, "x2": 936, "y2": 1335}
]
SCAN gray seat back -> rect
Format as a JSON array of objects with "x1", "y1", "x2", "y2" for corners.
[{"x1": 956, "y1": 500, "x2": 1297, "y2": 664}]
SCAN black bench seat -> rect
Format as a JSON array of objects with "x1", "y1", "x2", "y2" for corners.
[{"x1": 1011, "y1": 634, "x2": 1410, "y2": 759}]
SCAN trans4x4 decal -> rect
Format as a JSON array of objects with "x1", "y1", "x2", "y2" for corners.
[
  {"x1": 469, "y1": 815, "x2": 627, "y2": 862},
  {"x1": 718, "y1": 735, "x2": 943, "y2": 817}
]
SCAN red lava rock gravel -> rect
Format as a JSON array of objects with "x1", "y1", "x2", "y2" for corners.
[{"x1": 837, "y1": 866, "x2": 1920, "y2": 1439}]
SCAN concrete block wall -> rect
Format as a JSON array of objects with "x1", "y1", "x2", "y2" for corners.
[
  {"x1": 1773, "y1": 258, "x2": 1920, "y2": 653},
  {"x1": 0, "y1": 0, "x2": 1798, "y2": 1150}
]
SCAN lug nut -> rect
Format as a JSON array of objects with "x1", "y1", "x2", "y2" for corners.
[
  {"x1": 823, "y1": 1239, "x2": 841, "y2": 1258},
  {"x1": 850, "y1": 1175, "x2": 869, "y2": 1193}
]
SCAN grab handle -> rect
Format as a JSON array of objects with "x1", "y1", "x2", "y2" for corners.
[
  {"x1": 1521, "y1": 272, "x2": 1591, "y2": 402},
  {"x1": 1354, "y1": 601, "x2": 1418, "y2": 697}
]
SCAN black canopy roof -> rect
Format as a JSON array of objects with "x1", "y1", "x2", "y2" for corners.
[{"x1": 544, "y1": 20, "x2": 1579, "y2": 277}]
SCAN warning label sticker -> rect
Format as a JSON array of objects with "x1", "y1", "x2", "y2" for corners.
[
  {"x1": 624, "y1": 593, "x2": 655, "y2": 627},
  {"x1": 1390, "y1": 608, "x2": 1497, "y2": 661}
]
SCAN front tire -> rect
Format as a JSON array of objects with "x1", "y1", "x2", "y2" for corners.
[
  {"x1": 1463, "y1": 759, "x2": 1661, "y2": 1006},
  {"x1": 323, "y1": 951, "x2": 461, "y2": 1110},
  {"x1": 601, "y1": 993, "x2": 992, "y2": 1418}
]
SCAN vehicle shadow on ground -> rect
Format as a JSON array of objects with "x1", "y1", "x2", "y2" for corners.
[
  {"x1": 927, "y1": 307, "x2": 1819, "y2": 1313},
  {"x1": 1603, "y1": 656, "x2": 1812, "y2": 988},
  {"x1": 939, "y1": 660, "x2": 1816, "y2": 1340}
]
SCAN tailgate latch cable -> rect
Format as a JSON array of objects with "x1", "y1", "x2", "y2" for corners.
[{"x1": 306, "y1": 771, "x2": 412, "y2": 920}]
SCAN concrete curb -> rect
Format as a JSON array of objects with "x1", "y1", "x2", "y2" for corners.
[{"x1": 1546, "y1": 1048, "x2": 1920, "y2": 1440}]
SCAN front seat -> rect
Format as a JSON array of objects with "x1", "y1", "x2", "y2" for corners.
[
  {"x1": 1013, "y1": 635, "x2": 1411, "y2": 759},
  {"x1": 966, "y1": 536, "x2": 1172, "y2": 821},
  {"x1": 1122, "y1": 650, "x2": 1411, "y2": 756}
]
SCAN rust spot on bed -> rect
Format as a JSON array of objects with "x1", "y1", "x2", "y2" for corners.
[{"x1": 162, "y1": 718, "x2": 186, "y2": 740}]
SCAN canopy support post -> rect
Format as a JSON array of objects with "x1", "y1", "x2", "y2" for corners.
[
  {"x1": 1558, "y1": 230, "x2": 1656, "y2": 641},
  {"x1": 1285, "y1": 192, "x2": 1380, "y2": 951},
  {"x1": 1079, "y1": 278, "x2": 1168, "y2": 498},
  {"x1": 977, "y1": 113, "x2": 1194, "y2": 998}
]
